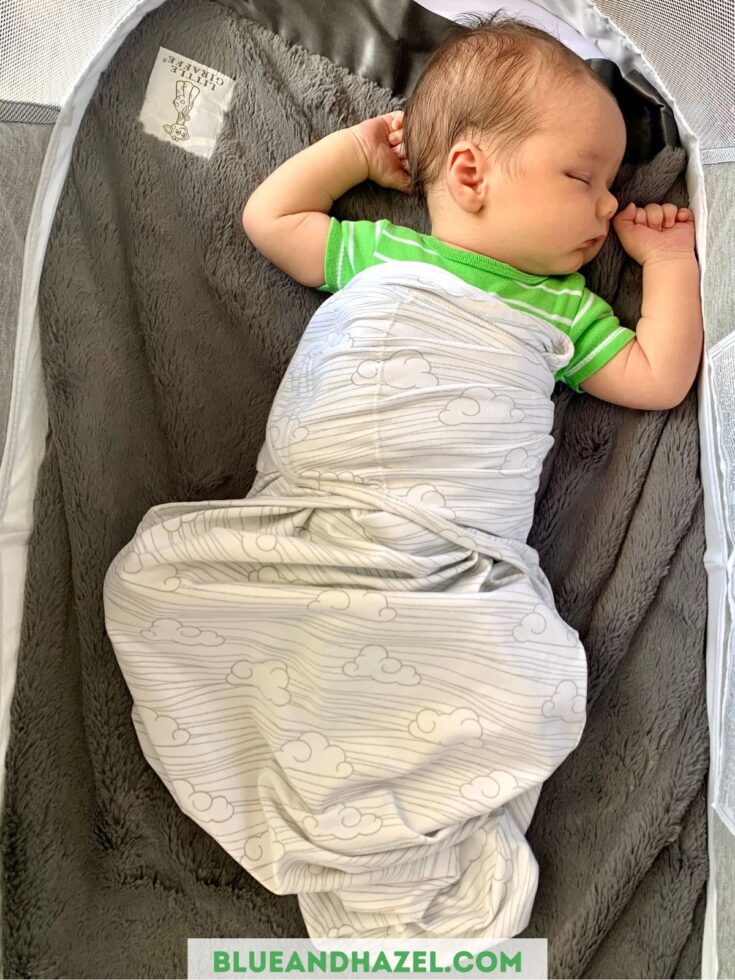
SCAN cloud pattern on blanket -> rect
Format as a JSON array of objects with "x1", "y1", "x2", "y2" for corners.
[{"x1": 103, "y1": 262, "x2": 587, "y2": 939}]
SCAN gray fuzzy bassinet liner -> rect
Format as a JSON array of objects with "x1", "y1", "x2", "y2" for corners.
[{"x1": 0, "y1": 0, "x2": 709, "y2": 976}]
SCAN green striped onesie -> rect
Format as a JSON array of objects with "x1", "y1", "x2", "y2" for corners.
[{"x1": 316, "y1": 217, "x2": 636, "y2": 394}]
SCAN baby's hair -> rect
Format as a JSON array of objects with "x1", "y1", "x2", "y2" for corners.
[{"x1": 402, "y1": 9, "x2": 613, "y2": 208}]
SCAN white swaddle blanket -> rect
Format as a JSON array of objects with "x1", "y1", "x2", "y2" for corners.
[{"x1": 103, "y1": 261, "x2": 588, "y2": 939}]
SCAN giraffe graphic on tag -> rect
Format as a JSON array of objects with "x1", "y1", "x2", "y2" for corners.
[{"x1": 163, "y1": 80, "x2": 200, "y2": 142}]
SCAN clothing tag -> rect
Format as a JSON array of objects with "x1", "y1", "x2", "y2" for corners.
[{"x1": 138, "y1": 47, "x2": 235, "y2": 158}]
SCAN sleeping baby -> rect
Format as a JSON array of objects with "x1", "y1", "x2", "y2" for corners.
[
  {"x1": 237, "y1": 11, "x2": 704, "y2": 938},
  {"x1": 103, "y1": 10, "x2": 706, "y2": 944}
]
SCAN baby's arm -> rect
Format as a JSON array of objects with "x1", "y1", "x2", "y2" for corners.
[
  {"x1": 581, "y1": 202, "x2": 703, "y2": 409},
  {"x1": 242, "y1": 129, "x2": 368, "y2": 287},
  {"x1": 242, "y1": 112, "x2": 408, "y2": 287},
  {"x1": 629, "y1": 251, "x2": 703, "y2": 406}
]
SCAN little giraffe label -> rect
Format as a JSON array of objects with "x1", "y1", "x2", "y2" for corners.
[{"x1": 138, "y1": 47, "x2": 235, "y2": 158}]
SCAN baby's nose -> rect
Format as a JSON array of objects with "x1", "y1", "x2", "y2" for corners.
[{"x1": 598, "y1": 190, "x2": 618, "y2": 219}]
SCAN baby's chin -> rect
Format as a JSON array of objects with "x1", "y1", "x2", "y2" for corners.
[
  {"x1": 552, "y1": 246, "x2": 601, "y2": 275},
  {"x1": 514, "y1": 245, "x2": 598, "y2": 277},
  {"x1": 531, "y1": 256, "x2": 587, "y2": 277}
]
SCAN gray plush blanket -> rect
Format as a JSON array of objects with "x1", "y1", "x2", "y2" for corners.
[{"x1": 1, "y1": 0, "x2": 709, "y2": 976}]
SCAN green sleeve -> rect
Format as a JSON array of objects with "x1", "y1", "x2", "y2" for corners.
[
  {"x1": 556, "y1": 287, "x2": 637, "y2": 394},
  {"x1": 316, "y1": 217, "x2": 382, "y2": 293}
]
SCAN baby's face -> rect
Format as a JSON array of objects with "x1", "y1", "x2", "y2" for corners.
[{"x1": 471, "y1": 82, "x2": 627, "y2": 276}]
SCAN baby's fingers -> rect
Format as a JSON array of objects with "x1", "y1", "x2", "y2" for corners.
[
  {"x1": 661, "y1": 203, "x2": 679, "y2": 228},
  {"x1": 391, "y1": 142, "x2": 409, "y2": 172},
  {"x1": 634, "y1": 203, "x2": 664, "y2": 228},
  {"x1": 662, "y1": 203, "x2": 693, "y2": 227},
  {"x1": 613, "y1": 201, "x2": 636, "y2": 222}
]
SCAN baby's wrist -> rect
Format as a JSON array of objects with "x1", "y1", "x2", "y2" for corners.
[
  {"x1": 306, "y1": 127, "x2": 370, "y2": 205},
  {"x1": 642, "y1": 250, "x2": 698, "y2": 268},
  {"x1": 347, "y1": 124, "x2": 374, "y2": 182}
]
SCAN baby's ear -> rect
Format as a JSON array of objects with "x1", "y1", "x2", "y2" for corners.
[{"x1": 445, "y1": 142, "x2": 487, "y2": 212}]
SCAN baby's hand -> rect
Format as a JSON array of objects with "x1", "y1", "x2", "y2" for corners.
[
  {"x1": 612, "y1": 201, "x2": 696, "y2": 265},
  {"x1": 350, "y1": 111, "x2": 411, "y2": 193}
]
